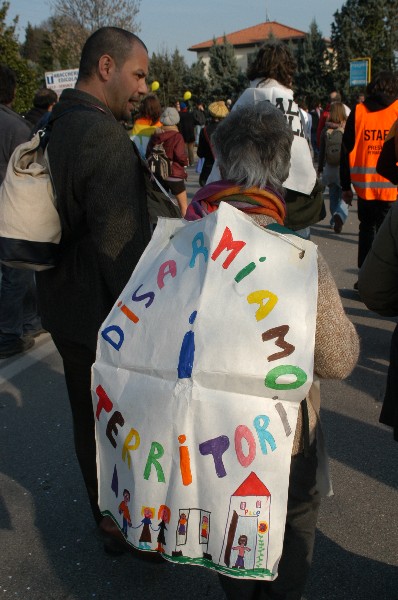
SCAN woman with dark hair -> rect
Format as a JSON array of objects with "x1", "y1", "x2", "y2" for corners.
[
  {"x1": 186, "y1": 101, "x2": 359, "y2": 600},
  {"x1": 209, "y1": 42, "x2": 323, "y2": 240},
  {"x1": 130, "y1": 94, "x2": 162, "y2": 157}
]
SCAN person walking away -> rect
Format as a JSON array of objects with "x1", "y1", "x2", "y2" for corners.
[
  {"x1": 129, "y1": 94, "x2": 162, "y2": 157},
  {"x1": 230, "y1": 42, "x2": 323, "y2": 240},
  {"x1": 309, "y1": 96, "x2": 323, "y2": 161},
  {"x1": 185, "y1": 101, "x2": 359, "y2": 600},
  {"x1": 340, "y1": 71, "x2": 398, "y2": 289},
  {"x1": 197, "y1": 100, "x2": 228, "y2": 187},
  {"x1": 192, "y1": 101, "x2": 206, "y2": 145},
  {"x1": 0, "y1": 65, "x2": 44, "y2": 359},
  {"x1": 317, "y1": 91, "x2": 350, "y2": 149},
  {"x1": 178, "y1": 101, "x2": 195, "y2": 166},
  {"x1": 318, "y1": 101, "x2": 348, "y2": 233},
  {"x1": 146, "y1": 107, "x2": 189, "y2": 216},
  {"x1": 22, "y1": 87, "x2": 58, "y2": 131},
  {"x1": 358, "y1": 199, "x2": 398, "y2": 443},
  {"x1": 35, "y1": 27, "x2": 151, "y2": 552}
]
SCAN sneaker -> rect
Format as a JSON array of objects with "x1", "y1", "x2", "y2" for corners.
[
  {"x1": 0, "y1": 336, "x2": 35, "y2": 359},
  {"x1": 333, "y1": 214, "x2": 343, "y2": 233}
]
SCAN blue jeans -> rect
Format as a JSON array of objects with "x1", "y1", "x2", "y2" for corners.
[
  {"x1": 329, "y1": 183, "x2": 348, "y2": 225},
  {"x1": 0, "y1": 265, "x2": 41, "y2": 343}
]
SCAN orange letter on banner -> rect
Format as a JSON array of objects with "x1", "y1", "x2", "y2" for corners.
[{"x1": 178, "y1": 435, "x2": 192, "y2": 486}]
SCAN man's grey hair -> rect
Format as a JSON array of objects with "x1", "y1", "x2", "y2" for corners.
[{"x1": 212, "y1": 101, "x2": 293, "y2": 194}]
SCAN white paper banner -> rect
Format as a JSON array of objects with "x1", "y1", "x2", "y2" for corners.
[
  {"x1": 92, "y1": 204, "x2": 318, "y2": 580},
  {"x1": 233, "y1": 85, "x2": 317, "y2": 195}
]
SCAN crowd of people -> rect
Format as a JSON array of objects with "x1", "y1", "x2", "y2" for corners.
[{"x1": 1, "y1": 28, "x2": 397, "y2": 600}]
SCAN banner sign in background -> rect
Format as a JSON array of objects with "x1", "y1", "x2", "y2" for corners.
[
  {"x1": 349, "y1": 58, "x2": 371, "y2": 86},
  {"x1": 92, "y1": 204, "x2": 318, "y2": 580},
  {"x1": 45, "y1": 69, "x2": 79, "y2": 96}
]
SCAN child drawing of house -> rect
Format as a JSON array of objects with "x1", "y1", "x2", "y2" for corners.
[{"x1": 219, "y1": 472, "x2": 271, "y2": 572}]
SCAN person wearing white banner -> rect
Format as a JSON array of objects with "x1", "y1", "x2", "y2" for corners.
[
  {"x1": 206, "y1": 42, "x2": 325, "y2": 241},
  {"x1": 185, "y1": 102, "x2": 359, "y2": 600}
]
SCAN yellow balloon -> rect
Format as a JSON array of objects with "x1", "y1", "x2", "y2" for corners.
[
  {"x1": 151, "y1": 81, "x2": 160, "y2": 92},
  {"x1": 183, "y1": 91, "x2": 192, "y2": 101}
]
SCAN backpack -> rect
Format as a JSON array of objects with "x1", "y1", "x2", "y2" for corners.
[
  {"x1": 0, "y1": 105, "x2": 98, "y2": 271},
  {"x1": 147, "y1": 141, "x2": 172, "y2": 179},
  {"x1": 325, "y1": 127, "x2": 344, "y2": 166},
  {"x1": 0, "y1": 132, "x2": 60, "y2": 271}
]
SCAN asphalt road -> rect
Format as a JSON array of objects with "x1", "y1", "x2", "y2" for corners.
[{"x1": 1, "y1": 167, "x2": 397, "y2": 600}]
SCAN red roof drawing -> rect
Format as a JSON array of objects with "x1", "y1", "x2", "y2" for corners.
[
  {"x1": 189, "y1": 21, "x2": 306, "y2": 51},
  {"x1": 232, "y1": 472, "x2": 271, "y2": 497}
]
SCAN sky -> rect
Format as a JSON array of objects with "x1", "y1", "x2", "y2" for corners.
[{"x1": 6, "y1": 0, "x2": 347, "y2": 66}]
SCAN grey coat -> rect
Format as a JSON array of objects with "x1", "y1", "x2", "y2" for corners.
[{"x1": 36, "y1": 89, "x2": 151, "y2": 351}]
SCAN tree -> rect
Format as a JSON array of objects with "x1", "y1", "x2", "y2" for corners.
[
  {"x1": 149, "y1": 49, "x2": 188, "y2": 107},
  {"x1": 331, "y1": 0, "x2": 398, "y2": 99},
  {"x1": 47, "y1": 0, "x2": 142, "y2": 69},
  {"x1": 50, "y1": 0, "x2": 141, "y2": 33},
  {"x1": 0, "y1": 2, "x2": 38, "y2": 112},
  {"x1": 295, "y1": 20, "x2": 333, "y2": 103},
  {"x1": 208, "y1": 36, "x2": 247, "y2": 101},
  {"x1": 47, "y1": 14, "x2": 87, "y2": 69},
  {"x1": 183, "y1": 59, "x2": 210, "y2": 105},
  {"x1": 21, "y1": 22, "x2": 54, "y2": 72}
]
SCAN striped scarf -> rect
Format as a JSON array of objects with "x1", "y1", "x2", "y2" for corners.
[{"x1": 185, "y1": 180, "x2": 286, "y2": 225}]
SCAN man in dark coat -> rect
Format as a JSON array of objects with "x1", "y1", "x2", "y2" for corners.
[{"x1": 36, "y1": 27, "x2": 151, "y2": 549}]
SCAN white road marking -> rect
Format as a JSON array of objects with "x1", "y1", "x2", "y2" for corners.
[{"x1": 0, "y1": 335, "x2": 57, "y2": 386}]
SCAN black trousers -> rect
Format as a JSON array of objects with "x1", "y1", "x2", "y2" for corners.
[
  {"x1": 219, "y1": 443, "x2": 320, "y2": 600},
  {"x1": 52, "y1": 336, "x2": 102, "y2": 525},
  {"x1": 357, "y1": 198, "x2": 394, "y2": 268}
]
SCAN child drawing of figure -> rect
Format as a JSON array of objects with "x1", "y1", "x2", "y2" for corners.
[
  {"x1": 156, "y1": 505, "x2": 171, "y2": 553},
  {"x1": 201, "y1": 515, "x2": 209, "y2": 540},
  {"x1": 139, "y1": 506, "x2": 154, "y2": 550},
  {"x1": 118, "y1": 488, "x2": 132, "y2": 537},
  {"x1": 178, "y1": 512, "x2": 188, "y2": 535},
  {"x1": 232, "y1": 534, "x2": 251, "y2": 569},
  {"x1": 177, "y1": 512, "x2": 188, "y2": 544}
]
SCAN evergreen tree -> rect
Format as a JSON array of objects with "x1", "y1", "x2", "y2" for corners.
[
  {"x1": 295, "y1": 20, "x2": 333, "y2": 103},
  {"x1": 0, "y1": 2, "x2": 38, "y2": 112},
  {"x1": 331, "y1": 0, "x2": 398, "y2": 99},
  {"x1": 149, "y1": 49, "x2": 188, "y2": 107},
  {"x1": 208, "y1": 36, "x2": 247, "y2": 100},
  {"x1": 183, "y1": 59, "x2": 210, "y2": 106},
  {"x1": 21, "y1": 22, "x2": 54, "y2": 72}
]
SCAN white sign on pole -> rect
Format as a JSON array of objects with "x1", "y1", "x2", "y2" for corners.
[
  {"x1": 92, "y1": 204, "x2": 318, "y2": 580},
  {"x1": 45, "y1": 69, "x2": 79, "y2": 95}
]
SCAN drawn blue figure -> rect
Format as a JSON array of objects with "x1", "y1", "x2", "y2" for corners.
[{"x1": 178, "y1": 311, "x2": 197, "y2": 378}]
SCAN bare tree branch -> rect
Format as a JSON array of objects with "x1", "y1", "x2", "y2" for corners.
[{"x1": 50, "y1": 0, "x2": 141, "y2": 33}]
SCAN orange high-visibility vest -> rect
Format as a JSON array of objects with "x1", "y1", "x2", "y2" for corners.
[{"x1": 349, "y1": 100, "x2": 398, "y2": 200}]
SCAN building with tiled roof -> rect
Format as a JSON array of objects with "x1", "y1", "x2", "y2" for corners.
[{"x1": 188, "y1": 21, "x2": 307, "y2": 72}]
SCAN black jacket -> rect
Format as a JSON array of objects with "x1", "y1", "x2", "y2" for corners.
[{"x1": 37, "y1": 89, "x2": 151, "y2": 351}]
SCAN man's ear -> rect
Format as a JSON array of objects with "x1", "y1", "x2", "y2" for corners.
[{"x1": 98, "y1": 55, "x2": 114, "y2": 81}]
